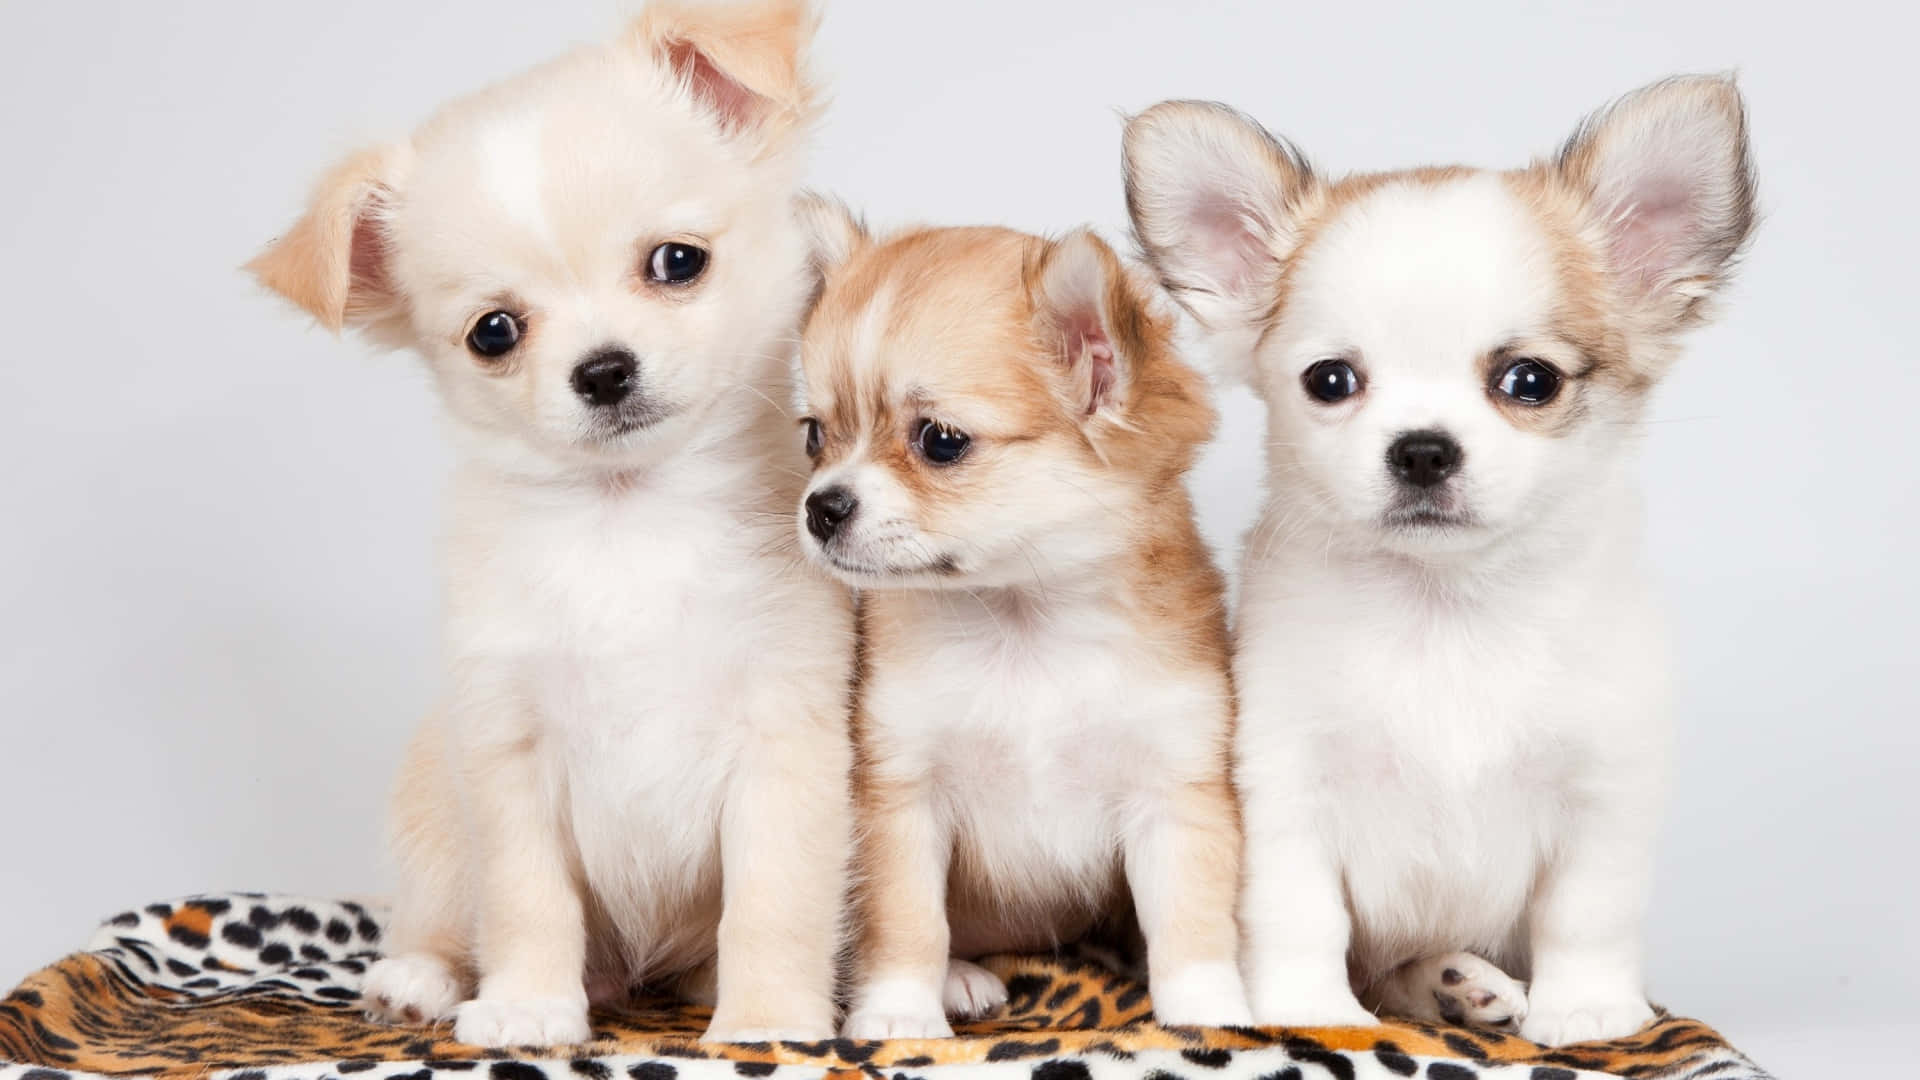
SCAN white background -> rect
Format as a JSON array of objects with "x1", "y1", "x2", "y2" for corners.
[{"x1": 1, "y1": 1, "x2": 1914, "y2": 1073}]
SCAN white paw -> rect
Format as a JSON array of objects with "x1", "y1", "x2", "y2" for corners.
[
  {"x1": 1420, "y1": 953, "x2": 1529, "y2": 1033},
  {"x1": 842, "y1": 976, "x2": 953, "y2": 1039},
  {"x1": 842, "y1": 1009, "x2": 955, "y2": 1039},
  {"x1": 1250, "y1": 978, "x2": 1378, "y2": 1028},
  {"x1": 363, "y1": 953, "x2": 462, "y2": 1025},
  {"x1": 1150, "y1": 962, "x2": 1254, "y2": 1027},
  {"x1": 453, "y1": 995, "x2": 591, "y2": 1047},
  {"x1": 1520, "y1": 989, "x2": 1654, "y2": 1046},
  {"x1": 942, "y1": 958, "x2": 1008, "y2": 1019}
]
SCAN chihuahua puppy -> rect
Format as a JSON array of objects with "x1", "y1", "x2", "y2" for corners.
[
  {"x1": 249, "y1": 0, "x2": 853, "y2": 1047},
  {"x1": 791, "y1": 209, "x2": 1252, "y2": 1037},
  {"x1": 1123, "y1": 76, "x2": 1756, "y2": 1045}
]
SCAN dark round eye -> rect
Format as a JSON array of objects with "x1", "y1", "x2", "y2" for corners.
[
  {"x1": 1302, "y1": 358, "x2": 1362, "y2": 403},
  {"x1": 803, "y1": 418, "x2": 824, "y2": 458},
  {"x1": 466, "y1": 310, "x2": 521, "y2": 358},
  {"x1": 1494, "y1": 359, "x2": 1563, "y2": 405},
  {"x1": 915, "y1": 420, "x2": 970, "y2": 465},
  {"x1": 647, "y1": 242, "x2": 708, "y2": 284}
]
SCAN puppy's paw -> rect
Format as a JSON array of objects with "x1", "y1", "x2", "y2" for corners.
[
  {"x1": 1520, "y1": 986, "x2": 1653, "y2": 1047},
  {"x1": 942, "y1": 958, "x2": 1008, "y2": 1020},
  {"x1": 702, "y1": 1022, "x2": 832, "y2": 1044},
  {"x1": 841, "y1": 1009, "x2": 955, "y2": 1040},
  {"x1": 842, "y1": 977, "x2": 953, "y2": 1040},
  {"x1": 453, "y1": 995, "x2": 591, "y2": 1047},
  {"x1": 1394, "y1": 952, "x2": 1529, "y2": 1033},
  {"x1": 363, "y1": 953, "x2": 462, "y2": 1025},
  {"x1": 1150, "y1": 962, "x2": 1253, "y2": 1027},
  {"x1": 1249, "y1": 976, "x2": 1377, "y2": 1029}
]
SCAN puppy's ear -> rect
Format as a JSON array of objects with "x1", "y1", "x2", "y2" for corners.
[
  {"x1": 246, "y1": 144, "x2": 410, "y2": 334},
  {"x1": 1122, "y1": 101, "x2": 1314, "y2": 355},
  {"x1": 632, "y1": 0, "x2": 818, "y2": 150},
  {"x1": 1554, "y1": 74, "x2": 1757, "y2": 332},
  {"x1": 1030, "y1": 230, "x2": 1142, "y2": 421},
  {"x1": 794, "y1": 191, "x2": 868, "y2": 282}
]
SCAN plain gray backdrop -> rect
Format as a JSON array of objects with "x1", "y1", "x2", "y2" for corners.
[{"x1": 1, "y1": 1, "x2": 1914, "y2": 1073}]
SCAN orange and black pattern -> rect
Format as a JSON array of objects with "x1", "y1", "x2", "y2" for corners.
[{"x1": 0, "y1": 895, "x2": 1773, "y2": 1080}]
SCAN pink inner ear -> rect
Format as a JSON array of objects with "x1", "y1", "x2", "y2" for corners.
[
  {"x1": 1189, "y1": 192, "x2": 1267, "y2": 294},
  {"x1": 667, "y1": 39, "x2": 765, "y2": 133},
  {"x1": 347, "y1": 206, "x2": 393, "y2": 299},
  {"x1": 1067, "y1": 312, "x2": 1118, "y2": 416},
  {"x1": 1613, "y1": 175, "x2": 1698, "y2": 287}
]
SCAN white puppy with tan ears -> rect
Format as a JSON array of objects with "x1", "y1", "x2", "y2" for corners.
[
  {"x1": 1123, "y1": 76, "x2": 1757, "y2": 1045},
  {"x1": 790, "y1": 211, "x2": 1251, "y2": 1037},
  {"x1": 249, "y1": 0, "x2": 854, "y2": 1048}
]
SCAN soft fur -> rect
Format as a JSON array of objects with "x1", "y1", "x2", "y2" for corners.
[
  {"x1": 1122, "y1": 76, "x2": 1757, "y2": 1045},
  {"x1": 791, "y1": 209, "x2": 1250, "y2": 1037},
  {"x1": 248, "y1": 0, "x2": 854, "y2": 1047}
]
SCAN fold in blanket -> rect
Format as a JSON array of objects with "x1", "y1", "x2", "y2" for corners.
[{"x1": 0, "y1": 895, "x2": 1773, "y2": 1080}]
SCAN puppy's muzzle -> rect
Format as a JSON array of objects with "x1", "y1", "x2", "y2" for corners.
[
  {"x1": 805, "y1": 485, "x2": 858, "y2": 543},
  {"x1": 572, "y1": 346, "x2": 638, "y2": 407}
]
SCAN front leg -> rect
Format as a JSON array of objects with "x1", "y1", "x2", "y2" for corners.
[
  {"x1": 1519, "y1": 785, "x2": 1660, "y2": 1046},
  {"x1": 1238, "y1": 771, "x2": 1376, "y2": 1028},
  {"x1": 841, "y1": 776, "x2": 955, "y2": 1039},
  {"x1": 1123, "y1": 775, "x2": 1252, "y2": 1026},
  {"x1": 452, "y1": 703, "x2": 592, "y2": 1048},
  {"x1": 704, "y1": 711, "x2": 852, "y2": 1043}
]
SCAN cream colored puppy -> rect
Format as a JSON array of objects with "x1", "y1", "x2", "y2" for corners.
[
  {"x1": 792, "y1": 211, "x2": 1251, "y2": 1037},
  {"x1": 249, "y1": 0, "x2": 853, "y2": 1047},
  {"x1": 1124, "y1": 77, "x2": 1757, "y2": 1045}
]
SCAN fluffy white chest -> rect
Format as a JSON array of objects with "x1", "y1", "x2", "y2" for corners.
[
  {"x1": 445, "y1": 471, "x2": 802, "y2": 973},
  {"x1": 868, "y1": 595, "x2": 1220, "y2": 936},
  {"x1": 1311, "y1": 644, "x2": 1567, "y2": 974},
  {"x1": 1237, "y1": 548, "x2": 1665, "y2": 981}
]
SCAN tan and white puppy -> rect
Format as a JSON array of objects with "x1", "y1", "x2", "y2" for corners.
[
  {"x1": 791, "y1": 212, "x2": 1251, "y2": 1037},
  {"x1": 1124, "y1": 76, "x2": 1757, "y2": 1045},
  {"x1": 249, "y1": 0, "x2": 853, "y2": 1047}
]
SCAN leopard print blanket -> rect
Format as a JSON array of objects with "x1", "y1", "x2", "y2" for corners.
[{"x1": 0, "y1": 895, "x2": 1774, "y2": 1080}]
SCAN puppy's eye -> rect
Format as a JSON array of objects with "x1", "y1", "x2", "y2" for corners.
[
  {"x1": 466, "y1": 311, "x2": 522, "y2": 359},
  {"x1": 1494, "y1": 359, "x2": 1563, "y2": 405},
  {"x1": 647, "y1": 242, "x2": 708, "y2": 285},
  {"x1": 802, "y1": 418, "x2": 824, "y2": 458},
  {"x1": 1302, "y1": 359, "x2": 1362, "y2": 403},
  {"x1": 914, "y1": 419, "x2": 970, "y2": 465}
]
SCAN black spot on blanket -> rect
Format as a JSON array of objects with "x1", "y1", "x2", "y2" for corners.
[
  {"x1": 986, "y1": 1038, "x2": 1061, "y2": 1062},
  {"x1": 1373, "y1": 1043, "x2": 1418, "y2": 1075}
]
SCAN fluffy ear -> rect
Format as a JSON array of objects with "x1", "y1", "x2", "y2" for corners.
[
  {"x1": 632, "y1": 0, "x2": 818, "y2": 148},
  {"x1": 794, "y1": 191, "x2": 868, "y2": 280},
  {"x1": 1029, "y1": 230, "x2": 1143, "y2": 420},
  {"x1": 246, "y1": 144, "x2": 409, "y2": 333},
  {"x1": 1555, "y1": 74, "x2": 1757, "y2": 330},
  {"x1": 1122, "y1": 100, "x2": 1314, "y2": 338}
]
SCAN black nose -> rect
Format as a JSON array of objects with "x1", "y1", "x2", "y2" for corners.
[
  {"x1": 571, "y1": 347, "x2": 637, "y2": 406},
  {"x1": 805, "y1": 486, "x2": 858, "y2": 543},
  {"x1": 1387, "y1": 430, "x2": 1462, "y2": 488}
]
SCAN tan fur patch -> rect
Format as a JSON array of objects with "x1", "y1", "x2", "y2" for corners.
[
  {"x1": 629, "y1": 0, "x2": 819, "y2": 152},
  {"x1": 245, "y1": 145, "x2": 408, "y2": 332}
]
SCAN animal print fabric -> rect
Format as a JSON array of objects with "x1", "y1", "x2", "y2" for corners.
[{"x1": 0, "y1": 895, "x2": 1773, "y2": 1080}]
